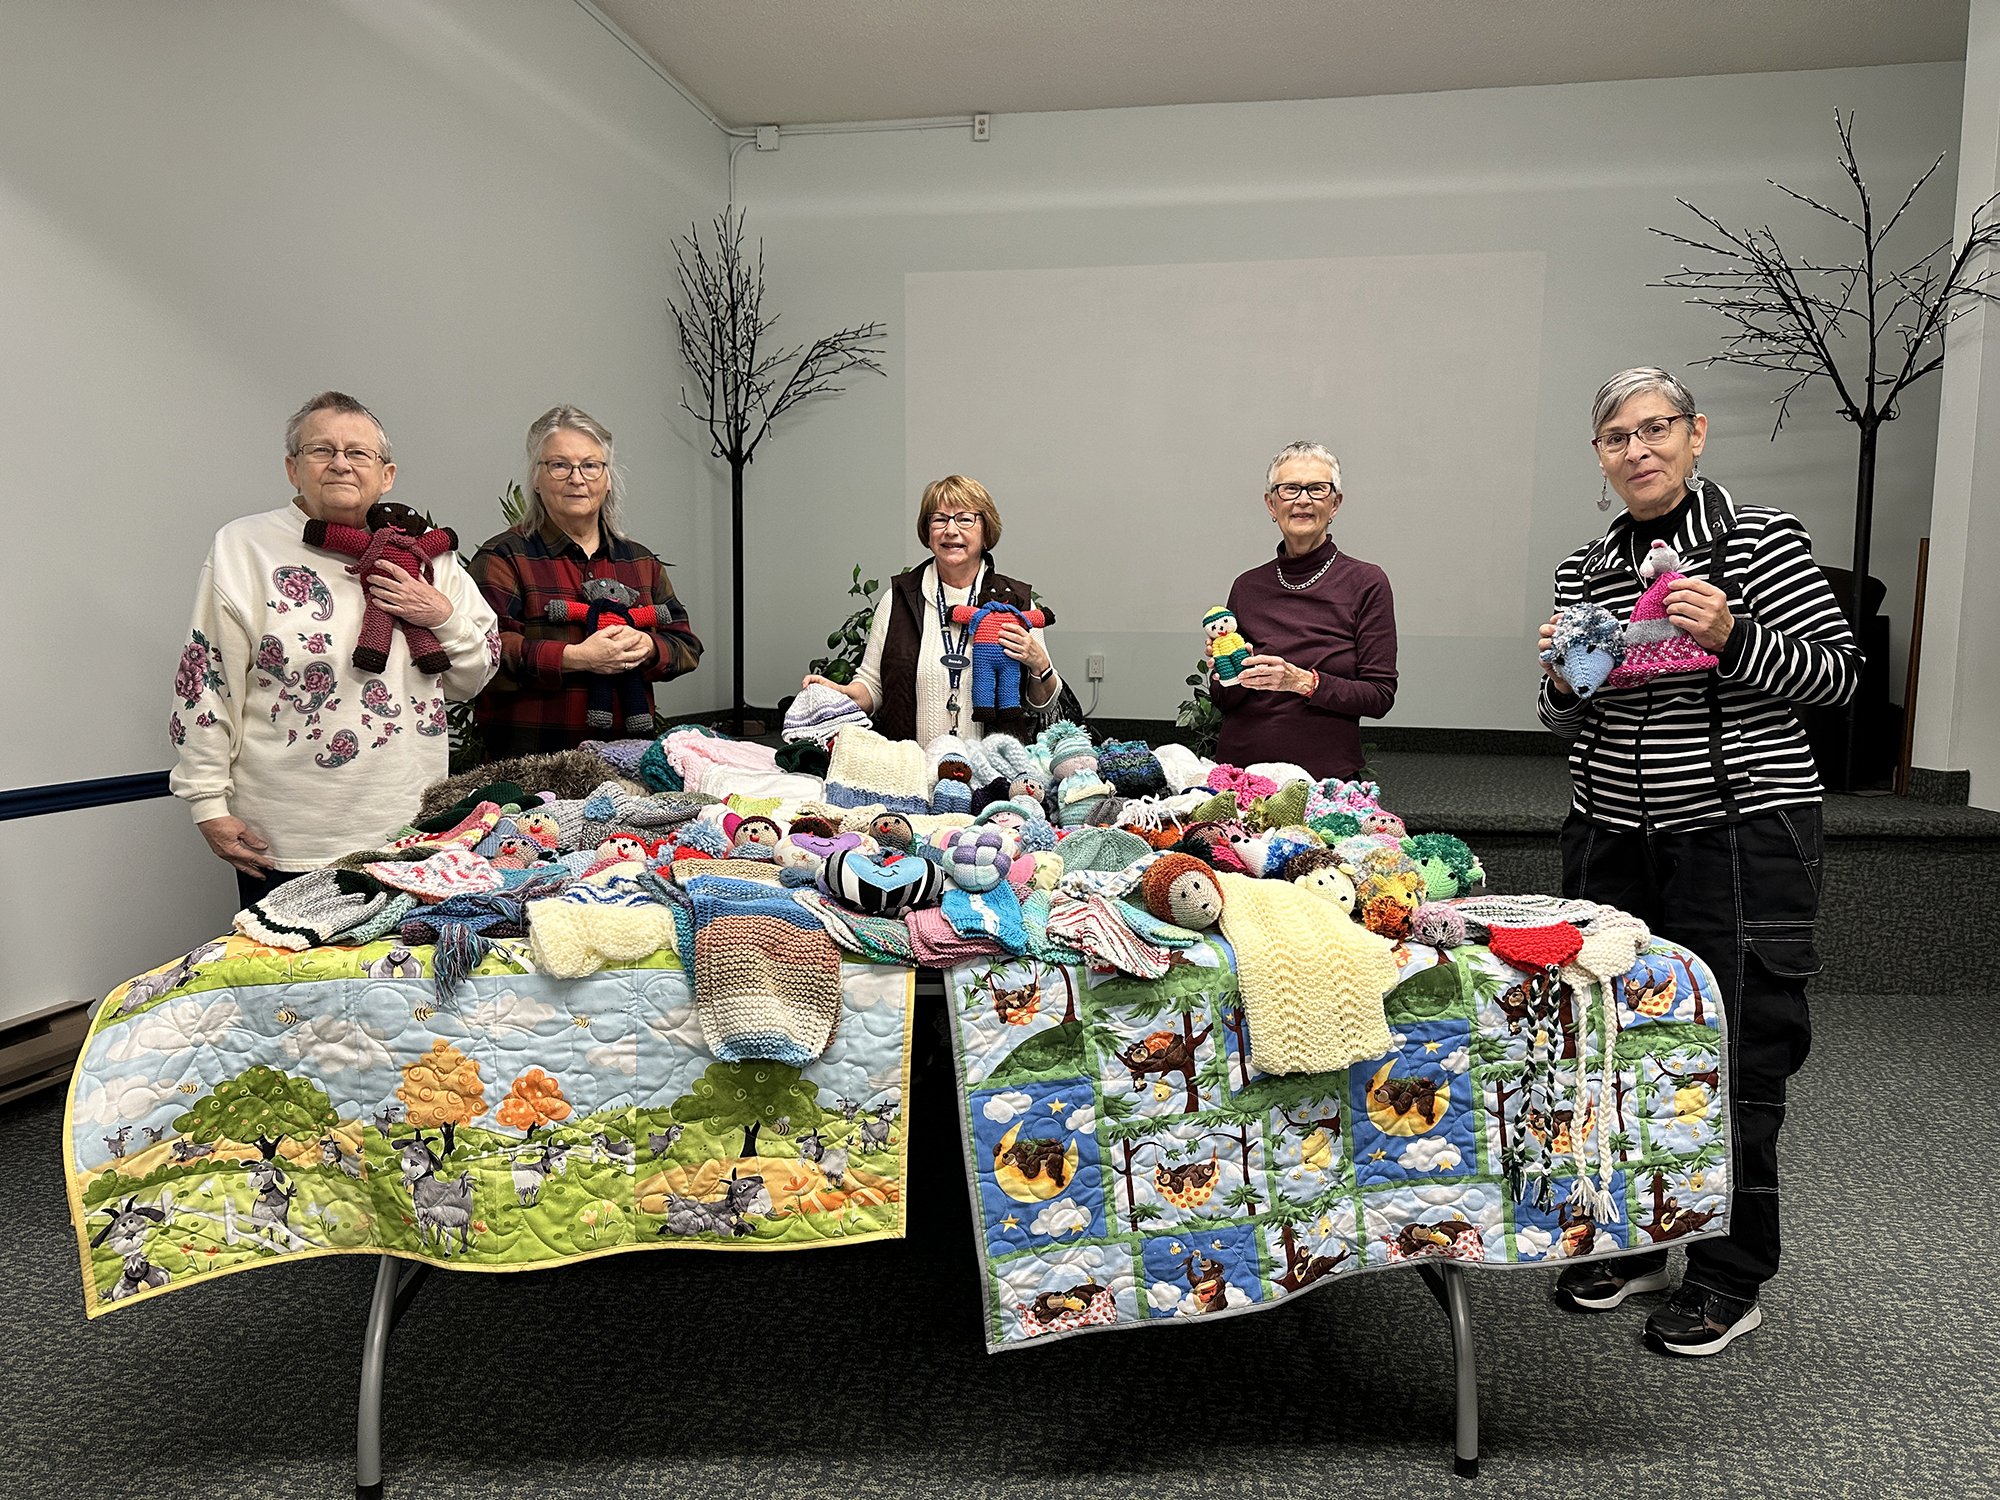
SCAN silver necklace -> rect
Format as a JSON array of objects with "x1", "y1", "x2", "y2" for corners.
[{"x1": 1275, "y1": 544, "x2": 1338, "y2": 592}]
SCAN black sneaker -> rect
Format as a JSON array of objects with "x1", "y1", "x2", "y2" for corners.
[
  {"x1": 1643, "y1": 1283, "x2": 1763, "y2": 1356},
  {"x1": 1554, "y1": 1251, "x2": 1671, "y2": 1310}
]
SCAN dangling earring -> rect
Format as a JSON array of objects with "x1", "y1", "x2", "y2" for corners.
[
  {"x1": 1597, "y1": 476, "x2": 1612, "y2": 513},
  {"x1": 1684, "y1": 463, "x2": 1703, "y2": 495}
]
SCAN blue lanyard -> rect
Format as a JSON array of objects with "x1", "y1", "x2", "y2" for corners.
[{"x1": 934, "y1": 563, "x2": 982, "y2": 690}]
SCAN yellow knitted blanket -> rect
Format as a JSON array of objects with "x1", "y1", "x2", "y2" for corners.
[{"x1": 1216, "y1": 873, "x2": 1398, "y2": 1074}]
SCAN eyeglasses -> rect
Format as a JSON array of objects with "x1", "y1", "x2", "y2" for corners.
[
  {"x1": 1268, "y1": 482, "x2": 1336, "y2": 502},
  {"x1": 928, "y1": 511, "x2": 982, "y2": 531},
  {"x1": 539, "y1": 459, "x2": 608, "y2": 481},
  {"x1": 1591, "y1": 414, "x2": 1692, "y2": 454},
  {"x1": 296, "y1": 442, "x2": 384, "y2": 468}
]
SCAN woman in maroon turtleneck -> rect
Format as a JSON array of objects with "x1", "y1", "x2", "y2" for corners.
[{"x1": 1209, "y1": 440, "x2": 1398, "y2": 779}]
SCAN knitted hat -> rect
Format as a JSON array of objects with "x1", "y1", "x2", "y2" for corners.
[
  {"x1": 824, "y1": 726, "x2": 932, "y2": 814},
  {"x1": 365, "y1": 847, "x2": 505, "y2": 901},
  {"x1": 1489, "y1": 922, "x2": 1585, "y2": 973},
  {"x1": 1139, "y1": 852, "x2": 1224, "y2": 929},
  {"x1": 1152, "y1": 743, "x2": 1212, "y2": 794},
  {"x1": 1605, "y1": 542, "x2": 1719, "y2": 688},
  {"x1": 967, "y1": 776, "x2": 1015, "y2": 815},
  {"x1": 1053, "y1": 770, "x2": 1114, "y2": 828},
  {"x1": 636, "y1": 735, "x2": 683, "y2": 792},
  {"x1": 1037, "y1": 722, "x2": 1097, "y2": 783},
  {"x1": 386, "y1": 800, "x2": 504, "y2": 853},
  {"x1": 579, "y1": 738, "x2": 658, "y2": 778},
  {"x1": 1054, "y1": 825, "x2": 1153, "y2": 875},
  {"x1": 1216, "y1": 872, "x2": 1397, "y2": 1074},
  {"x1": 526, "y1": 882, "x2": 678, "y2": 977},
  {"x1": 775, "y1": 740, "x2": 832, "y2": 777},
  {"x1": 412, "y1": 781, "x2": 529, "y2": 834},
  {"x1": 818, "y1": 847, "x2": 948, "y2": 916},
  {"x1": 673, "y1": 818, "x2": 731, "y2": 858},
  {"x1": 1095, "y1": 739, "x2": 1168, "y2": 798},
  {"x1": 1204, "y1": 765, "x2": 1279, "y2": 810},
  {"x1": 1201, "y1": 605, "x2": 1236, "y2": 631},
  {"x1": 978, "y1": 733, "x2": 1045, "y2": 783},
  {"x1": 335, "y1": 891, "x2": 419, "y2": 946},
  {"x1": 783, "y1": 682, "x2": 873, "y2": 746},
  {"x1": 236, "y1": 868, "x2": 391, "y2": 951}
]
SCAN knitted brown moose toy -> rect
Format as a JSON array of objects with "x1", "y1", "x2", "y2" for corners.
[
  {"x1": 545, "y1": 576, "x2": 660, "y2": 732},
  {"x1": 302, "y1": 501, "x2": 458, "y2": 674}
]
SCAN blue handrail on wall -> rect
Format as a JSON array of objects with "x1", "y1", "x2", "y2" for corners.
[{"x1": 0, "y1": 772, "x2": 171, "y2": 821}]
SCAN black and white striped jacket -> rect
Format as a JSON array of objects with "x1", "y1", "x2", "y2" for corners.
[{"x1": 1537, "y1": 480, "x2": 1860, "y2": 832}]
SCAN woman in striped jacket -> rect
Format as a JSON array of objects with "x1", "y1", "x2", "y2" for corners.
[{"x1": 1536, "y1": 367, "x2": 1858, "y2": 1357}]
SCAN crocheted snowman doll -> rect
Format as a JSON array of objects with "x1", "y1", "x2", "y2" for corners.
[
  {"x1": 1202, "y1": 606, "x2": 1251, "y2": 683},
  {"x1": 1604, "y1": 541, "x2": 1720, "y2": 689}
]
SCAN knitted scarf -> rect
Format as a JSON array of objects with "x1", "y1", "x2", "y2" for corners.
[{"x1": 400, "y1": 872, "x2": 566, "y2": 1000}]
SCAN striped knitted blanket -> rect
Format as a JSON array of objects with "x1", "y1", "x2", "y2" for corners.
[{"x1": 677, "y1": 876, "x2": 843, "y2": 1066}]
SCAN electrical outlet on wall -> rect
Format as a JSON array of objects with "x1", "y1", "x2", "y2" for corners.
[{"x1": 1086, "y1": 654, "x2": 1105, "y2": 680}]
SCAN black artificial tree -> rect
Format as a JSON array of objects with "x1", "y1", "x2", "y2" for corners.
[
  {"x1": 1653, "y1": 112, "x2": 2000, "y2": 787},
  {"x1": 668, "y1": 209, "x2": 886, "y2": 731}
]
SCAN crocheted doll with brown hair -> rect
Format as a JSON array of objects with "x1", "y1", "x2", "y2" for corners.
[
  {"x1": 302, "y1": 501, "x2": 459, "y2": 674},
  {"x1": 545, "y1": 577, "x2": 662, "y2": 732}
]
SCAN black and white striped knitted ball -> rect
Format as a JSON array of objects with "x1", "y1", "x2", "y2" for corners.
[{"x1": 816, "y1": 847, "x2": 947, "y2": 916}]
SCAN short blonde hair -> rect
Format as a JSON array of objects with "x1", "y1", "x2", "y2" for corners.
[{"x1": 915, "y1": 475, "x2": 1003, "y2": 550}]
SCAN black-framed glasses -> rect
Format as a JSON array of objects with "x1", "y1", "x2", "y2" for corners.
[
  {"x1": 1268, "y1": 481, "x2": 1335, "y2": 502},
  {"x1": 928, "y1": 510, "x2": 982, "y2": 531},
  {"x1": 539, "y1": 459, "x2": 608, "y2": 480},
  {"x1": 1591, "y1": 414, "x2": 1692, "y2": 453},
  {"x1": 296, "y1": 442, "x2": 384, "y2": 468}
]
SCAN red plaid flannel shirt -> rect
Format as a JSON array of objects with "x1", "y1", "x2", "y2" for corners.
[{"x1": 469, "y1": 520, "x2": 703, "y2": 757}]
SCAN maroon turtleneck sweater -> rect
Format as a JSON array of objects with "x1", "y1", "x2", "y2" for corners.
[{"x1": 1210, "y1": 535, "x2": 1398, "y2": 779}]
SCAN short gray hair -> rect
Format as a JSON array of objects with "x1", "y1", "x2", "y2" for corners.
[
  {"x1": 1591, "y1": 367, "x2": 1696, "y2": 434},
  {"x1": 1265, "y1": 440, "x2": 1342, "y2": 492},
  {"x1": 285, "y1": 391, "x2": 392, "y2": 461},
  {"x1": 519, "y1": 405, "x2": 626, "y2": 537}
]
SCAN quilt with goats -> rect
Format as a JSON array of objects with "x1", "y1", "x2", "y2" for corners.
[
  {"x1": 945, "y1": 936, "x2": 1731, "y2": 1350},
  {"x1": 66, "y1": 937, "x2": 913, "y2": 1315}
]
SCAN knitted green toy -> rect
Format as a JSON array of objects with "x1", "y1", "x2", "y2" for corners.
[
  {"x1": 1203, "y1": 606, "x2": 1251, "y2": 682},
  {"x1": 1402, "y1": 833, "x2": 1487, "y2": 901}
]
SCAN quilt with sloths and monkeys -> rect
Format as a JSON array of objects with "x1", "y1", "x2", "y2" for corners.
[{"x1": 944, "y1": 934, "x2": 1731, "y2": 1349}]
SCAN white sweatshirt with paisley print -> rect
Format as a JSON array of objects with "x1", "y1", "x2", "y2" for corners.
[{"x1": 169, "y1": 502, "x2": 500, "y2": 870}]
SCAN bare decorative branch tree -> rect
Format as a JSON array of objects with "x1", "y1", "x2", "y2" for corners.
[
  {"x1": 1653, "y1": 112, "x2": 2000, "y2": 785},
  {"x1": 669, "y1": 209, "x2": 886, "y2": 729}
]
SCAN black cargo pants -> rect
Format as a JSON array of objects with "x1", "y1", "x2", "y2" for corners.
[{"x1": 1561, "y1": 804, "x2": 1821, "y2": 1301}]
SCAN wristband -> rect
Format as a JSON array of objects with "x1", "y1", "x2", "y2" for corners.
[
  {"x1": 1300, "y1": 669, "x2": 1318, "y2": 698},
  {"x1": 1035, "y1": 665, "x2": 1056, "y2": 682}
]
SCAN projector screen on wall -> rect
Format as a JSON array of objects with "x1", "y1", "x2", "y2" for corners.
[{"x1": 905, "y1": 251, "x2": 1548, "y2": 728}]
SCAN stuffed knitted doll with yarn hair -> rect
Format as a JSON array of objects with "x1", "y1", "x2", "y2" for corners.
[
  {"x1": 1604, "y1": 540, "x2": 1719, "y2": 689},
  {"x1": 1202, "y1": 606, "x2": 1251, "y2": 683},
  {"x1": 302, "y1": 501, "x2": 458, "y2": 674},
  {"x1": 545, "y1": 577, "x2": 662, "y2": 733},
  {"x1": 947, "y1": 601, "x2": 1054, "y2": 726}
]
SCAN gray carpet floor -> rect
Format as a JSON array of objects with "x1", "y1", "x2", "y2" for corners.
[{"x1": 3, "y1": 988, "x2": 1994, "y2": 1500}]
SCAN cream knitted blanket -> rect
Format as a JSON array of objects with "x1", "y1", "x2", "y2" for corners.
[{"x1": 1217, "y1": 873, "x2": 1398, "y2": 1074}]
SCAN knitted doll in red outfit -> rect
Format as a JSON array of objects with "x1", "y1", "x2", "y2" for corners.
[
  {"x1": 302, "y1": 501, "x2": 458, "y2": 673},
  {"x1": 947, "y1": 601, "x2": 1054, "y2": 727},
  {"x1": 545, "y1": 577, "x2": 660, "y2": 732}
]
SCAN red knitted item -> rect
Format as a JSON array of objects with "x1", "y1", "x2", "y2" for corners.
[{"x1": 1488, "y1": 922, "x2": 1583, "y2": 972}]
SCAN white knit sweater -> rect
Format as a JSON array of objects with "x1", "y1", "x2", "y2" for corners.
[
  {"x1": 168, "y1": 502, "x2": 500, "y2": 869},
  {"x1": 849, "y1": 561, "x2": 1062, "y2": 745}
]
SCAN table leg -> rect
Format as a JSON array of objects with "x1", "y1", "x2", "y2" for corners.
[
  {"x1": 356, "y1": 1256, "x2": 430, "y2": 1499},
  {"x1": 1416, "y1": 1262, "x2": 1480, "y2": 1478}
]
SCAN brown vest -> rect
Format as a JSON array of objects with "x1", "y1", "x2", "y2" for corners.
[{"x1": 875, "y1": 561, "x2": 1037, "y2": 742}]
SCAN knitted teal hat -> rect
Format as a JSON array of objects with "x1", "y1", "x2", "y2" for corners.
[{"x1": 1054, "y1": 825, "x2": 1153, "y2": 874}]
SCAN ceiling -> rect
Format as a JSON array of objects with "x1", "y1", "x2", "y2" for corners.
[{"x1": 588, "y1": 0, "x2": 1968, "y2": 128}]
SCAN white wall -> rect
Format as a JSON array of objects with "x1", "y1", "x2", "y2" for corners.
[
  {"x1": 0, "y1": 0, "x2": 726, "y2": 1022},
  {"x1": 735, "y1": 64, "x2": 1960, "y2": 728}
]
